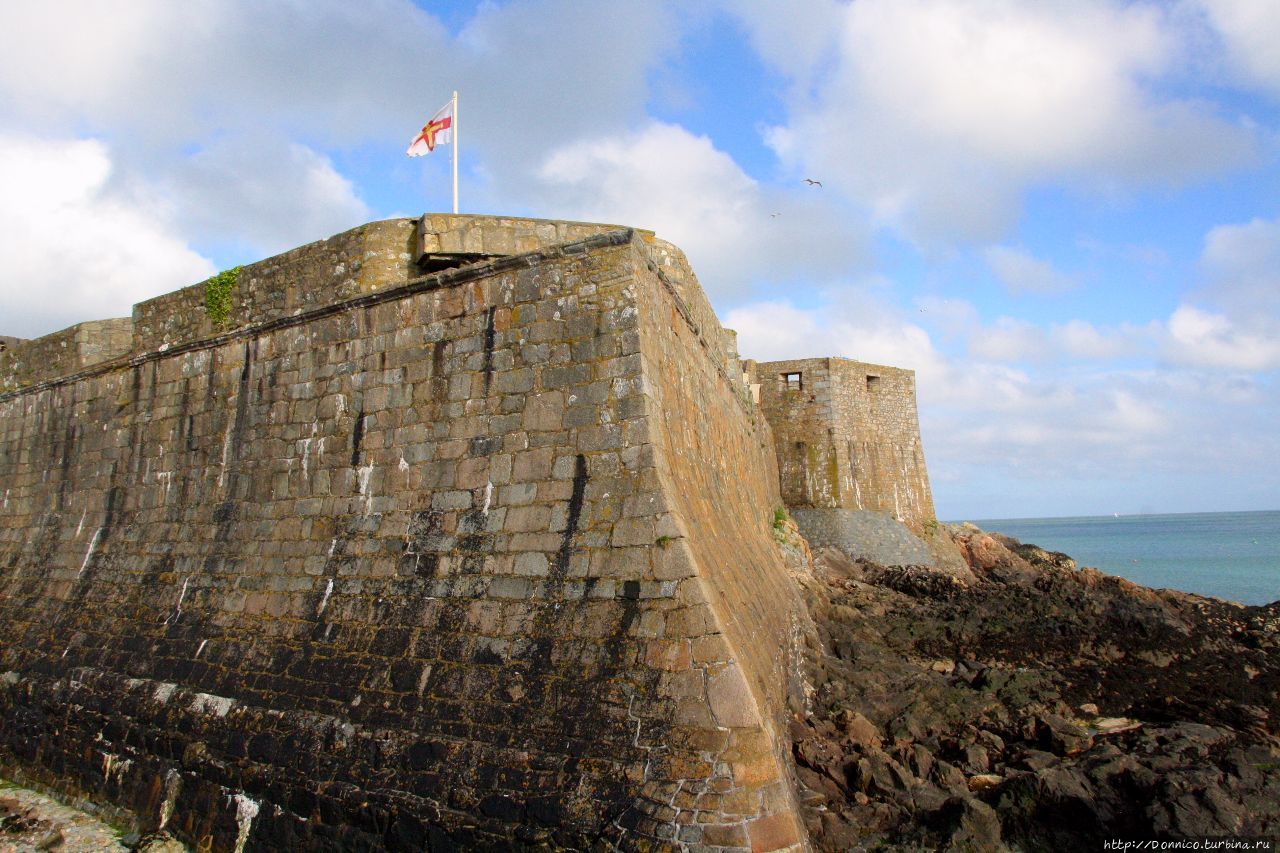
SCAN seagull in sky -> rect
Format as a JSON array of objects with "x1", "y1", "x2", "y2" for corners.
[
  {"x1": 804, "y1": 178, "x2": 822, "y2": 186},
  {"x1": 770, "y1": 212, "x2": 781, "y2": 218}
]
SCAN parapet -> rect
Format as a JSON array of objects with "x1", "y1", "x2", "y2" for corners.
[
  {"x1": 3, "y1": 215, "x2": 651, "y2": 392},
  {"x1": 0, "y1": 319, "x2": 132, "y2": 393},
  {"x1": 133, "y1": 215, "x2": 653, "y2": 353}
]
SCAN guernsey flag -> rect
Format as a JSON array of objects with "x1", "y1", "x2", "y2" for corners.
[{"x1": 407, "y1": 101, "x2": 454, "y2": 155}]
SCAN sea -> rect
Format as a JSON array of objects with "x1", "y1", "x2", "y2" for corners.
[{"x1": 965, "y1": 510, "x2": 1280, "y2": 607}]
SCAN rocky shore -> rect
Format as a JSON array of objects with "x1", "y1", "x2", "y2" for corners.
[{"x1": 790, "y1": 524, "x2": 1280, "y2": 851}]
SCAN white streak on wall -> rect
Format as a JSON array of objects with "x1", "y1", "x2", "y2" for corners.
[
  {"x1": 218, "y1": 413, "x2": 235, "y2": 490},
  {"x1": 78, "y1": 528, "x2": 104, "y2": 577},
  {"x1": 357, "y1": 463, "x2": 374, "y2": 514},
  {"x1": 164, "y1": 576, "x2": 191, "y2": 625},
  {"x1": 317, "y1": 578, "x2": 334, "y2": 616}
]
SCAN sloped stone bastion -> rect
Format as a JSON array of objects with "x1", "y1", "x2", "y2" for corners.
[{"x1": 0, "y1": 215, "x2": 937, "y2": 851}]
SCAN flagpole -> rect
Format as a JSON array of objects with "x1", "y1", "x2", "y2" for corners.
[{"x1": 451, "y1": 90, "x2": 459, "y2": 214}]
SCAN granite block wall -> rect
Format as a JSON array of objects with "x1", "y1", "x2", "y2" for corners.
[{"x1": 0, "y1": 219, "x2": 809, "y2": 851}]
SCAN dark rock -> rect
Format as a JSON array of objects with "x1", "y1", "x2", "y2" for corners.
[
  {"x1": 963, "y1": 744, "x2": 990, "y2": 773},
  {"x1": 1014, "y1": 748, "x2": 1059, "y2": 772},
  {"x1": 1037, "y1": 713, "x2": 1094, "y2": 755},
  {"x1": 926, "y1": 796, "x2": 1003, "y2": 852},
  {"x1": 932, "y1": 760, "x2": 970, "y2": 795},
  {"x1": 792, "y1": 524, "x2": 1280, "y2": 851},
  {"x1": 908, "y1": 743, "x2": 934, "y2": 780}
]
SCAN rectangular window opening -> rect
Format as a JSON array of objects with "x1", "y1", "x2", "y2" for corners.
[
  {"x1": 866, "y1": 375, "x2": 880, "y2": 392},
  {"x1": 783, "y1": 371, "x2": 803, "y2": 391}
]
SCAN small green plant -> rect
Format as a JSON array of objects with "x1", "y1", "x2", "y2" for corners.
[
  {"x1": 772, "y1": 507, "x2": 788, "y2": 531},
  {"x1": 204, "y1": 265, "x2": 242, "y2": 328},
  {"x1": 922, "y1": 518, "x2": 939, "y2": 535},
  {"x1": 655, "y1": 535, "x2": 673, "y2": 549}
]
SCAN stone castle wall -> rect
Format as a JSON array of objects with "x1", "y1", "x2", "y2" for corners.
[
  {"x1": 752, "y1": 357, "x2": 935, "y2": 531},
  {"x1": 0, "y1": 218, "x2": 807, "y2": 850}
]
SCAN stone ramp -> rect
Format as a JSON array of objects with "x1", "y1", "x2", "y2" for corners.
[
  {"x1": 790, "y1": 507, "x2": 971, "y2": 579},
  {"x1": 0, "y1": 219, "x2": 810, "y2": 850}
]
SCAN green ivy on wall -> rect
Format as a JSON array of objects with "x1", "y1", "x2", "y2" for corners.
[{"x1": 203, "y1": 266, "x2": 242, "y2": 329}]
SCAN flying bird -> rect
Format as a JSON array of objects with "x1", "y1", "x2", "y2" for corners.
[
  {"x1": 804, "y1": 178, "x2": 822, "y2": 186},
  {"x1": 770, "y1": 212, "x2": 781, "y2": 218}
]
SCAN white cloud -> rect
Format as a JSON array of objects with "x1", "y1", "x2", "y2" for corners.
[
  {"x1": 1200, "y1": 216, "x2": 1280, "y2": 313},
  {"x1": 1156, "y1": 215, "x2": 1280, "y2": 371},
  {"x1": 1057, "y1": 319, "x2": 1146, "y2": 360},
  {"x1": 726, "y1": 296, "x2": 944, "y2": 374},
  {"x1": 162, "y1": 135, "x2": 371, "y2": 256},
  {"x1": 968, "y1": 317, "x2": 1046, "y2": 362},
  {"x1": 739, "y1": 0, "x2": 1258, "y2": 245},
  {"x1": 0, "y1": 0, "x2": 449, "y2": 145},
  {"x1": 0, "y1": 0, "x2": 689, "y2": 263},
  {"x1": 985, "y1": 245, "x2": 1078, "y2": 294},
  {"x1": 1165, "y1": 305, "x2": 1280, "y2": 370},
  {"x1": 1197, "y1": 0, "x2": 1280, "y2": 95},
  {"x1": 920, "y1": 297, "x2": 1149, "y2": 363},
  {"x1": 539, "y1": 123, "x2": 757, "y2": 254},
  {"x1": 532, "y1": 122, "x2": 870, "y2": 297},
  {"x1": 718, "y1": 0, "x2": 844, "y2": 85},
  {"x1": 0, "y1": 136, "x2": 214, "y2": 338},
  {"x1": 0, "y1": 1, "x2": 207, "y2": 126}
]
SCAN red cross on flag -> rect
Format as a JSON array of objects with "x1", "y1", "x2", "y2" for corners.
[{"x1": 407, "y1": 100, "x2": 454, "y2": 156}]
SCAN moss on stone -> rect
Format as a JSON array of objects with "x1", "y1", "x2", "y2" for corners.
[{"x1": 203, "y1": 266, "x2": 242, "y2": 329}]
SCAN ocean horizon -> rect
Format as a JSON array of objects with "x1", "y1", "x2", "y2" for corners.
[{"x1": 959, "y1": 509, "x2": 1279, "y2": 607}]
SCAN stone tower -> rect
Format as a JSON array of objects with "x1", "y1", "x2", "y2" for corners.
[{"x1": 749, "y1": 356, "x2": 936, "y2": 532}]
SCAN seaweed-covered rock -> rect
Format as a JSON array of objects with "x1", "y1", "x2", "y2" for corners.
[{"x1": 792, "y1": 527, "x2": 1280, "y2": 851}]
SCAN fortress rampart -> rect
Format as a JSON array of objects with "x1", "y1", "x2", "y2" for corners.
[{"x1": 0, "y1": 215, "x2": 936, "y2": 850}]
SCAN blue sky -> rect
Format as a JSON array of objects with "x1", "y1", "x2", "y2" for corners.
[{"x1": 1, "y1": 0, "x2": 1277, "y2": 519}]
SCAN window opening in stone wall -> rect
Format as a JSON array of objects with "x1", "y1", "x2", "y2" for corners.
[
  {"x1": 866, "y1": 375, "x2": 880, "y2": 393},
  {"x1": 783, "y1": 371, "x2": 802, "y2": 391}
]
